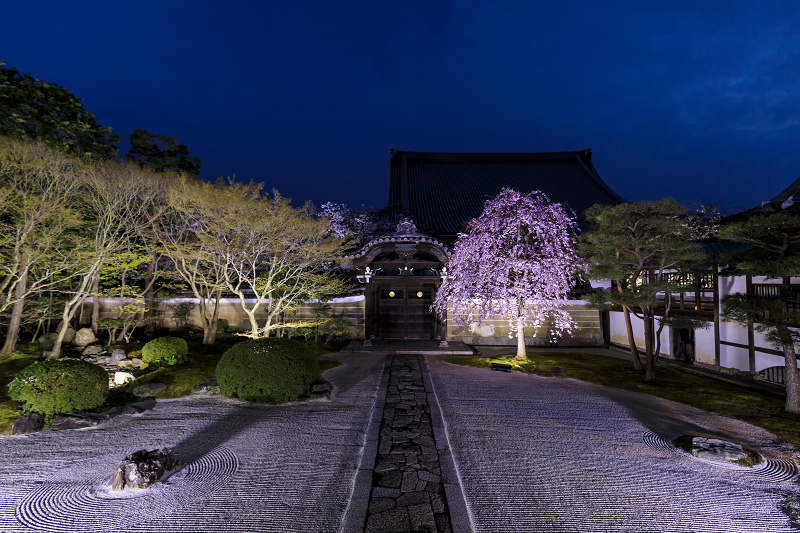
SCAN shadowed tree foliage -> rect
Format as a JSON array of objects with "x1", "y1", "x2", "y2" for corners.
[
  {"x1": 126, "y1": 128, "x2": 201, "y2": 176},
  {"x1": 719, "y1": 212, "x2": 800, "y2": 414},
  {"x1": 581, "y1": 198, "x2": 707, "y2": 381},
  {"x1": 432, "y1": 188, "x2": 583, "y2": 361},
  {"x1": 0, "y1": 64, "x2": 119, "y2": 159}
]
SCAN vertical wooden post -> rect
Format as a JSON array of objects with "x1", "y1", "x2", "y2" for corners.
[
  {"x1": 713, "y1": 265, "x2": 720, "y2": 367},
  {"x1": 746, "y1": 274, "x2": 756, "y2": 373}
]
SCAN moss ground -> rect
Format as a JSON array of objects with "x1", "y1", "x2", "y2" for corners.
[
  {"x1": 444, "y1": 352, "x2": 800, "y2": 449},
  {"x1": 0, "y1": 334, "x2": 343, "y2": 433}
]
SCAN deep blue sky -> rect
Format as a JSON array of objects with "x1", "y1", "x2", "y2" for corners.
[{"x1": 4, "y1": 1, "x2": 799, "y2": 214}]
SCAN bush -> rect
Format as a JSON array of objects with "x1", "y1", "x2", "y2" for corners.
[
  {"x1": 9, "y1": 359, "x2": 109, "y2": 419},
  {"x1": 216, "y1": 338, "x2": 320, "y2": 403},
  {"x1": 141, "y1": 337, "x2": 189, "y2": 365}
]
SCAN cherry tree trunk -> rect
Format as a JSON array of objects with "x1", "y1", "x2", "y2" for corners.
[{"x1": 516, "y1": 315, "x2": 527, "y2": 360}]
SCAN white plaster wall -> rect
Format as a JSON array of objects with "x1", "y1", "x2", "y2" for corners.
[
  {"x1": 448, "y1": 302, "x2": 603, "y2": 346},
  {"x1": 719, "y1": 344, "x2": 750, "y2": 371},
  {"x1": 755, "y1": 351, "x2": 789, "y2": 373},
  {"x1": 694, "y1": 326, "x2": 716, "y2": 366},
  {"x1": 608, "y1": 311, "x2": 671, "y2": 357}
]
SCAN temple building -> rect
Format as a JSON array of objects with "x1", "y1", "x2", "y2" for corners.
[{"x1": 342, "y1": 149, "x2": 626, "y2": 345}]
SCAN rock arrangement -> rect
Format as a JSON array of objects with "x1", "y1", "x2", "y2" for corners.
[
  {"x1": 111, "y1": 448, "x2": 185, "y2": 491},
  {"x1": 691, "y1": 437, "x2": 750, "y2": 462},
  {"x1": 366, "y1": 355, "x2": 452, "y2": 533}
]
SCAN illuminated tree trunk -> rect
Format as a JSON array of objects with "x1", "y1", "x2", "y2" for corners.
[
  {"x1": 643, "y1": 309, "x2": 656, "y2": 381},
  {"x1": 515, "y1": 306, "x2": 527, "y2": 361},
  {"x1": 144, "y1": 255, "x2": 158, "y2": 335},
  {"x1": 0, "y1": 261, "x2": 28, "y2": 356},
  {"x1": 90, "y1": 272, "x2": 100, "y2": 334},
  {"x1": 622, "y1": 304, "x2": 643, "y2": 370}
]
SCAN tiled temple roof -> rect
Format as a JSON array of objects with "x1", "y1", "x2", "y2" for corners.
[{"x1": 384, "y1": 149, "x2": 625, "y2": 241}]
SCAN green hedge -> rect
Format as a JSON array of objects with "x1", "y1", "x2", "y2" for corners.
[
  {"x1": 216, "y1": 338, "x2": 320, "y2": 403},
  {"x1": 9, "y1": 359, "x2": 109, "y2": 419},
  {"x1": 141, "y1": 337, "x2": 188, "y2": 365}
]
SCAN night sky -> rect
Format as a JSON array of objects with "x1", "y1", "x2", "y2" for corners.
[{"x1": 4, "y1": 2, "x2": 799, "y2": 215}]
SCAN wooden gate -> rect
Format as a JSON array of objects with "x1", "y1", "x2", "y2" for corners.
[{"x1": 375, "y1": 280, "x2": 436, "y2": 339}]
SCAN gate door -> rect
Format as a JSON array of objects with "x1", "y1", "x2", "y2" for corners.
[{"x1": 376, "y1": 281, "x2": 436, "y2": 339}]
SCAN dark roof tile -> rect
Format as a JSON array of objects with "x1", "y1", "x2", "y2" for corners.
[{"x1": 387, "y1": 149, "x2": 625, "y2": 240}]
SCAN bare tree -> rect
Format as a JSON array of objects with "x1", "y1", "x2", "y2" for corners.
[
  {"x1": 48, "y1": 160, "x2": 165, "y2": 358},
  {"x1": 0, "y1": 138, "x2": 84, "y2": 355},
  {"x1": 170, "y1": 179, "x2": 349, "y2": 338}
]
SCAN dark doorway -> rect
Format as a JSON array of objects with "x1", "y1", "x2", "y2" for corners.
[
  {"x1": 673, "y1": 327, "x2": 695, "y2": 364},
  {"x1": 376, "y1": 280, "x2": 436, "y2": 339}
]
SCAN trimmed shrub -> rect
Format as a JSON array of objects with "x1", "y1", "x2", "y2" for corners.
[
  {"x1": 9, "y1": 359, "x2": 109, "y2": 419},
  {"x1": 141, "y1": 337, "x2": 189, "y2": 365},
  {"x1": 216, "y1": 338, "x2": 320, "y2": 403}
]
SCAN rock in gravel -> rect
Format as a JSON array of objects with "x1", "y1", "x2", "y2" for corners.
[
  {"x1": 12, "y1": 413, "x2": 44, "y2": 435},
  {"x1": 111, "y1": 448, "x2": 185, "y2": 491},
  {"x1": 691, "y1": 437, "x2": 749, "y2": 462},
  {"x1": 49, "y1": 412, "x2": 108, "y2": 431}
]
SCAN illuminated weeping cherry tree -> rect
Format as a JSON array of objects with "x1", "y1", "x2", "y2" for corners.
[{"x1": 432, "y1": 188, "x2": 583, "y2": 361}]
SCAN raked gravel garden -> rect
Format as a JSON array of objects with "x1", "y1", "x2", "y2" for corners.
[{"x1": 1, "y1": 334, "x2": 800, "y2": 532}]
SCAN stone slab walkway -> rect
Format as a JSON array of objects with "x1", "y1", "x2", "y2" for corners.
[
  {"x1": 1, "y1": 350, "x2": 798, "y2": 532},
  {"x1": 365, "y1": 355, "x2": 452, "y2": 532}
]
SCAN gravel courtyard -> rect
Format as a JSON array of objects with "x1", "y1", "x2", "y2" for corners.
[
  {"x1": 425, "y1": 356, "x2": 800, "y2": 532},
  {"x1": 0, "y1": 352, "x2": 798, "y2": 532},
  {"x1": 0, "y1": 354, "x2": 385, "y2": 533}
]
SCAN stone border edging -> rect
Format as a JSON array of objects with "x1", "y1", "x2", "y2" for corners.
[
  {"x1": 422, "y1": 356, "x2": 475, "y2": 533},
  {"x1": 339, "y1": 354, "x2": 391, "y2": 533}
]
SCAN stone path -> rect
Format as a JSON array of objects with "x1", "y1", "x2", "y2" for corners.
[
  {"x1": 365, "y1": 355, "x2": 452, "y2": 532},
  {"x1": 1, "y1": 350, "x2": 799, "y2": 532}
]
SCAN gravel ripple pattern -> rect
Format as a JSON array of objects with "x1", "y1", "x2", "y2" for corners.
[
  {"x1": 427, "y1": 356, "x2": 800, "y2": 533},
  {"x1": 0, "y1": 353, "x2": 385, "y2": 533}
]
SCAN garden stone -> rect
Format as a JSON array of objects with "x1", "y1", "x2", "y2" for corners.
[
  {"x1": 83, "y1": 345, "x2": 104, "y2": 356},
  {"x1": 308, "y1": 390, "x2": 331, "y2": 402},
  {"x1": 116, "y1": 360, "x2": 133, "y2": 368},
  {"x1": 97, "y1": 355, "x2": 111, "y2": 364},
  {"x1": 49, "y1": 412, "x2": 107, "y2": 431},
  {"x1": 123, "y1": 405, "x2": 146, "y2": 415},
  {"x1": 38, "y1": 333, "x2": 58, "y2": 351},
  {"x1": 73, "y1": 328, "x2": 98, "y2": 346},
  {"x1": 12, "y1": 413, "x2": 44, "y2": 435},
  {"x1": 110, "y1": 349, "x2": 126, "y2": 364},
  {"x1": 691, "y1": 437, "x2": 749, "y2": 462},
  {"x1": 192, "y1": 379, "x2": 220, "y2": 395},
  {"x1": 114, "y1": 371, "x2": 135, "y2": 385},
  {"x1": 312, "y1": 382, "x2": 332, "y2": 392},
  {"x1": 130, "y1": 358, "x2": 144, "y2": 367},
  {"x1": 111, "y1": 448, "x2": 185, "y2": 491}
]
